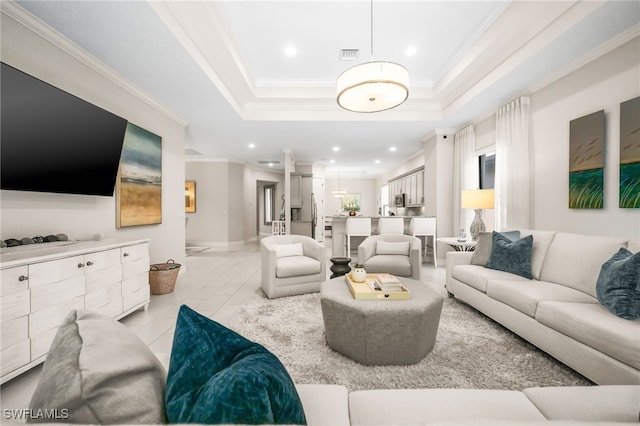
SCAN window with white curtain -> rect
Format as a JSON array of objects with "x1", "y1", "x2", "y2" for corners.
[
  {"x1": 264, "y1": 185, "x2": 275, "y2": 225},
  {"x1": 479, "y1": 152, "x2": 495, "y2": 189},
  {"x1": 380, "y1": 184, "x2": 389, "y2": 216}
]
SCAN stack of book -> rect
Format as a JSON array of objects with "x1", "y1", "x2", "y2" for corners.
[{"x1": 370, "y1": 273, "x2": 403, "y2": 292}]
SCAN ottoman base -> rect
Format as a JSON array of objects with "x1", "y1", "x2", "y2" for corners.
[{"x1": 320, "y1": 277, "x2": 444, "y2": 365}]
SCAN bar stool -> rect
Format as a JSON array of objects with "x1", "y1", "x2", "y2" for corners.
[
  {"x1": 409, "y1": 217, "x2": 437, "y2": 267},
  {"x1": 345, "y1": 217, "x2": 371, "y2": 258},
  {"x1": 377, "y1": 217, "x2": 405, "y2": 235}
]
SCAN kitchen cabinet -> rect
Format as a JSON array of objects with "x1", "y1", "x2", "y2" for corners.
[
  {"x1": 388, "y1": 168, "x2": 425, "y2": 207},
  {"x1": 0, "y1": 239, "x2": 150, "y2": 384},
  {"x1": 407, "y1": 174, "x2": 417, "y2": 205}
]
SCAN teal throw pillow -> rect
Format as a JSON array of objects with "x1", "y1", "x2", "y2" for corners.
[
  {"x1": 596, "y1": 248, "x2": 640, "y2": 320},
  {"x1": 165, "y1": 305, "x2": 307, "y2": 425},
  {"x1": 471, "y1": 230, "x2": 521, "y2": 266},
  {"x1": 485, "y1": 232, "x2": 533, "y2": 279}
]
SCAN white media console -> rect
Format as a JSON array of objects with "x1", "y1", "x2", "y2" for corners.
[{"x1": 0, "y1": 238, "x2": 150, "y2": 384}]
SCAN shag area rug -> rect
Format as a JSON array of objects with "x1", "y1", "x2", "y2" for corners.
[{"x1": 228, "y1": 286, "x2": 592, "y2": 391}]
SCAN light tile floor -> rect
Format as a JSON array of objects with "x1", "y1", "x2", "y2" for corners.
[{"x1": 0, "y1": 238, "x2": 445, "y2": 412}]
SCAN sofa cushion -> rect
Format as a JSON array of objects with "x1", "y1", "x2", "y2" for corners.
[
  {"x1": 28, "y1": 309, "x2": 166, "y2": 424},
  {"x1": 487, "y1": 279, "x2": 596, "y2": 317},
  {"x1": 165, "y1": 305, "x2": 306, "y2": 425},
  {"x1": 596, "y1": 247, "x2": 640, "y2": 320},
  {"x1": 295, "y1": 384, "x2": 350, "y2": 426},
  {"x1": 376, "y1": 240, "x2": 410, "y2": 256},
  {"x1": 274, "y1": 243, "x2": 304, "y2": 258},
  {"x1": 471, "y1": 230, "x2": 520, "y2": 266},
  {"x1": 485, "y1": 232, "x2": 534, "y2": 279},
  {"x1": 276, "y1": 256, "x2": 321, "y2": 278},
  {"x1": 523, "y1": 385, "x2": 640, "y2": 423},
  {"x1": 539, "y1": 233, "x2": 627, "y2": 297},
  {"x1": 535, "y1": 301, "x2": 640, "y2": 370},
  {"x1": 519, "y1": 229, "x2": 557, "y2": 280},
  {"x1": 452, "y1": 264, "x2": 528, "y2": 293},
  {"x1": 364, "y1": 254, "x2": 412, "y2": 277},
  {"x1": 348, "y1": 389, "x2": 546, "y2": 425}
]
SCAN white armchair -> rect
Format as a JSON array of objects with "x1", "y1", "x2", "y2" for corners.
[
  {"x1": 357, "y1": 235, "x2": 422, "y2": 281},
  {"x1": 260, "y1": 235, "x2": 326, "y2": 299}
]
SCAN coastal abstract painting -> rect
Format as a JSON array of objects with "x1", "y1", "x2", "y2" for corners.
[
  {"x1": 569, "y1": 110, "x2": 605, "y2": 209},
  {"x1": 619, "y1": 96, "x2": 640, "y2": 208},
  {"x1": 116, "y1": 123, "x2": 162, "y2": 227}
]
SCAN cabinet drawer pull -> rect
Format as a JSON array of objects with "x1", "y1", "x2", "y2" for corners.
[
  {"x1": 18, "y1": 275, "x2": 28, "y2": 282},
  {"x1": 77, "y1": 263, "x2": 85, "y2": 268},
  {"x1": 86, "y1": 261, "x2": 94, "y2": 266}
]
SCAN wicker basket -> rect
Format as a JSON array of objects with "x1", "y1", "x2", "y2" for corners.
[{"x1": 149, "y1": 259, "x2": 181, "y2": 295}]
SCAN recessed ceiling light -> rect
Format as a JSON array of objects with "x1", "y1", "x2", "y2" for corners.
[
  {"x1": 268, "y1": 162, "x2": 274, "y2": 167},
  {"x1": 330, "y1": 159, "x2": 335, "y2": 164},
  {"x1": 332, "y1": 146, "x2": 340, "y2": 152},
  {"x1": 284, "y1": 45, "x2": 297, "y2": 56},
  {"x1": 389, "y1": 146, "x2": 397, "y2": 152},
  {"x1": 405, "y1": 46, "x2": 417, "y2": 56},
  {"x1": 375, "y1": 159, "x2": 381, "y2": 164},
  {"x1": 248, "y1": 143, "x2": 255, "y2": 148}
]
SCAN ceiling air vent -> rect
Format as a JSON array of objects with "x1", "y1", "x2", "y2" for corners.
[
  {"x1": 258, "y1": 160, "x2": 281, "y2": 165},
  {"x1": 340, "y1": 49, "x2": 359, "y2": 61}
]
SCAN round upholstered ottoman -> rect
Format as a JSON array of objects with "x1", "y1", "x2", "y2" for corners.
[{"x1": 320, "y1": 277, "x2": 444, "y2": 365}]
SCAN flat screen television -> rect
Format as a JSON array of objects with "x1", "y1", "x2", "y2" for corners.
[{"x1": 1, "y1": 62, "x2": 128, "y2": 196}]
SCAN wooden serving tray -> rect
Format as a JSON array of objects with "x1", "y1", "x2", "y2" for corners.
[{"x1": 344, "y1": 273, "x2": 411, "y2": 300}]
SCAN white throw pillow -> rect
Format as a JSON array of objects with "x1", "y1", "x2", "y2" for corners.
[
  {"x1": 273, "y1": 243, "x2": 304, "y2": 258},
  {"x1": 376, "y1": 241, "x2": 410, "y2": 256}
]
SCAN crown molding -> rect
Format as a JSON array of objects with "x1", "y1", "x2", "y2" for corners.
[
  {"x1": 1, "y1": 1, "x2": 188, "y2": 127},
  {"x1": 527, "y1": 24, "x2": 640, "y2": 95}
]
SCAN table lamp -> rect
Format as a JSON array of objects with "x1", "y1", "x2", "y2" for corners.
[{"x1": 461, "y1": 189, "x2": 495, "y2": 241}]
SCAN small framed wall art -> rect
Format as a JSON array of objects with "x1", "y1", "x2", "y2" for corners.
[
  {"x1": 185, "y1": 181, "x2": 196, "y2": 213},
  {"x1": 568, "y1": 110, "x2": 605, "y2": 209},
  {"x1": 342, "y1": 193, "x2": 361, "y2": 212}
]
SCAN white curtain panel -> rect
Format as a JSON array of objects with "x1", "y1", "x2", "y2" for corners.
[
  {"x1": 495, "y1": 97, "x2": 531, "y2": 230},
  {"x1": 453, "y1": 125, "x2": 478, "y2": 237}
]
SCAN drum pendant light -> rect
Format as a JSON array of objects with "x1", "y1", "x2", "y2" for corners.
[{"x1": 337, "y1": 0, "x2": 409, "y2": 113}]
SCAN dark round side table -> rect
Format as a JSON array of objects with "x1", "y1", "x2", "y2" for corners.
[{"x1": 329, "y1": 257, "x2": 351, "y2": 278}]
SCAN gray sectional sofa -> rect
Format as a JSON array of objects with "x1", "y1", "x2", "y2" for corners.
[{"x1": 446, "y1": 229, "x2": 640, "y2": 385}]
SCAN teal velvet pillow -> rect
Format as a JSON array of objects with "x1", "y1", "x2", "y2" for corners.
[
  {"x1": 471, "y1": 230, "x2": 521, "y2": 266},
  {"x1": 165, "y1": 305, "x2": 307, "y2": 425},
  {"x1": 485, "y1": 232, "x2": 534, "y2": 279},
  {"x1": 596, "y1": 248, "x2": 640, "y2": 320}
]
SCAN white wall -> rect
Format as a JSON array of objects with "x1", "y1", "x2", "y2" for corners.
[
  {"x1": 530, "y1": 37, "x2": 640, "y2": 240},
  {"x1": 185, "y1": 161, "x2": 230, "y2": 244},
  {"x1": 376, "y1": 152, "x2": 425, "y2": 189},
  {"x1": 1, "y1": 9, "x2": 186, "y2": 264},
  {"x1": 185, "y1": 160, "x2": 284, "y2": 245},
  {"x1": 325, "y1": 178, "x2": 377, "y2": 217},
  {"x1": 228, "y1": 163, "x2": 245, "y2": 243}
]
